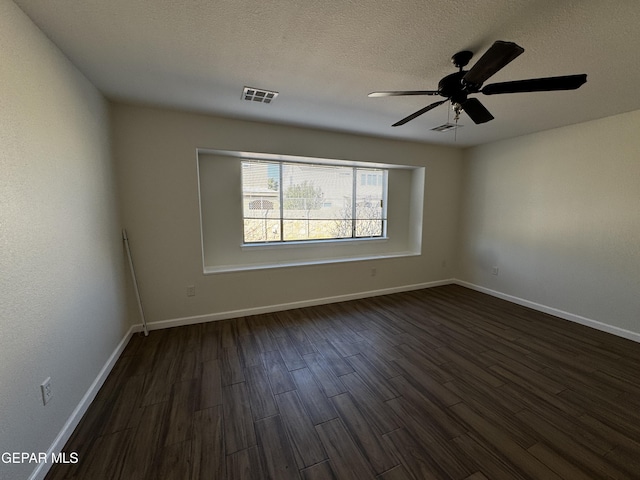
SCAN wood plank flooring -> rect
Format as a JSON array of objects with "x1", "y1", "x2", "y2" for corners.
[{"x1": 45, "y1": 285, "x2": 640, "y2": 479}]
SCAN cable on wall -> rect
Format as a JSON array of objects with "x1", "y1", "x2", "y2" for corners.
[{"x1": 122, "y1": 229, "x2": 149, "y2": 336}]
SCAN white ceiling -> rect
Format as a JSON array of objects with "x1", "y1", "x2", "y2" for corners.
[{"x1": 14, "y1": 0, "x2": 640, "y2": 146}]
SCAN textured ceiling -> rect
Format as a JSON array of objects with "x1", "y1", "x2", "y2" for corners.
[{"x1": 13, "y1": 0, "x2": 640, "y2": 146}]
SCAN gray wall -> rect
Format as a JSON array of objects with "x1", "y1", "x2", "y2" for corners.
[
  {"x1": 459, "y1": 109, "x2": 640, "y2": 338},
  {"x1": 111, "y1": 103, "x2": 463, "y2": 324},
  {"x1": 0, "y1": 2, "x2": 129, "y2": 479}
]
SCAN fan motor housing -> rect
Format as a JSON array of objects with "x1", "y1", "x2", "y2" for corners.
[
  {"x1": 438, "y1": 71, "x2": 483, "y2": 103},
  {"x1": 438, "y1": 71, "x2": 467, "y2": 101}
]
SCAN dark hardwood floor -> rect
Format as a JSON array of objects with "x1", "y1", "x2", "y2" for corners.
[{"x1": 45, "y1": 285, "x2": 640, "y2": 479}]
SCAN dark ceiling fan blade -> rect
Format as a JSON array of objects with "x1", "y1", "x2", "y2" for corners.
[
  {"x1": 461, "y1": 98, "x2": 494, "y2": 124},
  {"x1": 368, "y1": 90, "x2": 440, "y2": 97},
  {"x1": 481, "y1": 74, "x2": 587, "y2": 95},
  {"x1": 392, "y1": 100, "x2": 446, "y2": 126},
  {"x1": 463, "y1": 41, "x2": 524, "y2": 86}
]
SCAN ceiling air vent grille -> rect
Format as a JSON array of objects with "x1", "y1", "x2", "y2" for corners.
[
  {"x1": 242, "y1": 86, "x2": 278, "y2": 104},
  {"x1": 431, "y1": 123, "x2": 462, "y2": 132}
]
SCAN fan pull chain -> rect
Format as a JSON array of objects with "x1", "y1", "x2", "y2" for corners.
[{"x1": 452, "y1": 102, "x2": 462, "y2": 142}]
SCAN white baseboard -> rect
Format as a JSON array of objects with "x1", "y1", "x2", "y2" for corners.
[
  {"x1": 139, "y1": 278, "x2": 640, "y2": 344},
  {"x1": 454, "y1": 280, "x2": 640, "y2": 344},
  {"x1": 137, "y1": 279, "x2": 456, "y2": 331},
  {"x1": 29, "y1": 325, "x2": 138, "y2": 480}
]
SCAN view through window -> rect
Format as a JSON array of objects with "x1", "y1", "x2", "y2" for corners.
[{"x1": 242, "y1": 160, "x2": 387, "y2": 243}]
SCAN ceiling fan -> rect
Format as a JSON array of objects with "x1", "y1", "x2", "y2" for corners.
[{"x1": 369, "y1": 41, "x2": 587, "y2": 127}]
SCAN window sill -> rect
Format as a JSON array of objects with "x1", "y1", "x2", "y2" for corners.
[
  {"x1": 203, "y1": 250, "x2": 419, "y2": 274},
  {"x1": 240, "y1": 236, "x2": 388, "y2": 251}
]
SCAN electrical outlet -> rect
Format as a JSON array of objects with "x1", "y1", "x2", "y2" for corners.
[
  {"x1": 41, "y1": 378, "x2": 52, "y2": 405},
  {"x1": 186, "y1": 285, "x2": 196, "y2": 297},
  {"x1": 492, "y1": 266, "x2": 499, "y2": 275}
]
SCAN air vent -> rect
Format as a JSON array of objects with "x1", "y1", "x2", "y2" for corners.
[
  {"x1": 242, "y1": 86, "x2": 278, "y2": 104},
  {"x1": 431, "y1": 123, "x2": 462, "y2": 132}
]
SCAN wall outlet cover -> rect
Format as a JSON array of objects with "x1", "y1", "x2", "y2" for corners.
[{"x1": 41, "y1": 378, "x2": 52, "y2": 405}]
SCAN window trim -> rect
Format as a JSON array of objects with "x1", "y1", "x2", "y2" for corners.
[{"x1": 241, "y1": 235, "x2": 389, "y2": 251}]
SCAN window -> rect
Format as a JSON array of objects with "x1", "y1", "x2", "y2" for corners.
[
  {"x1": 197, "y1": 149, "x2": 423, "y2": 273},
  {"x1": 242, "y1": 160, "x2": 387, "y2": 243}
]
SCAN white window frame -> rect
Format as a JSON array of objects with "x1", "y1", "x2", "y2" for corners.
[{"x1": 241, "y1": 159, "x2": 388, "y2": 245}]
